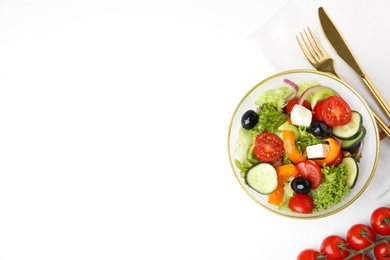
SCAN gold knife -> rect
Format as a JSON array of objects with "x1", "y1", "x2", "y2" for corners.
[{"x1": 318, "y1": 7, "x2": 390, "y2": 121}]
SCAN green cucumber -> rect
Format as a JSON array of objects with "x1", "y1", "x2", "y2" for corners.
[
  {"x1": 332, "y1": 111, "x2": 363, "y2": 140},
  {"x1": 245, "y1": 163, "x2": 278, "y2": 195},
  {"x1": 278, "y1": 121, "x2": 299, "y2": 140},
  {"x1": 341, "y1": 127, "x2": 366, "y2": 149},
  {"x1": 341, "y1": 157, "x2": 359, "y2": 188},
  {"x1": 310, "y1": 87, "x2": 337, "y2": 108}
]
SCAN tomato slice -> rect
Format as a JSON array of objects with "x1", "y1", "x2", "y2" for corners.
[
  {"x1": 321, "y1": 96, "x2": 352, "y2": 126},
  {"x1": 285, "y1": 98, "x2": 311, "y2": 114},
  {"x1": 253, "y1": 132, "x2": 284, "y2": 162},
  {"x1": 296, "y1": 160, "x2": 322, "y2": 189}
]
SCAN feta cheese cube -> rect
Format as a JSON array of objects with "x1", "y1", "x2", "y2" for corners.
[
  {"x1": 290, "y1": 104, "x2": 312, "y2": 127},
  {"x1": 306, "y1": 144, "x2": 330, "y2": 159}
]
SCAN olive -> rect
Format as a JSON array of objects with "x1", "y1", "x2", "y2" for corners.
[
  {"x1": 241, "y1": 110, "x2": 259, "y2": 130},
  {"x1": 310, "y1": 120, "x2": 331, "y2": 139},
  {"x1": 291, "y1": 177, "x2": 312, "y2": 194}
]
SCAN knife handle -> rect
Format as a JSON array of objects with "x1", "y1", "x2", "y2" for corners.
[
  {"x1": 372, "y1": 110, "x2": 390, "y2": 139},
  {"x1": 361, "y1": 75, "x2": 390, "y2": 120}
]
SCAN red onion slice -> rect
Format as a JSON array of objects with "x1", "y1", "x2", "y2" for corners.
[
  {"x1": 298, "y1": 86, "x2": 325, "y2": 107},
  {"x1": 354, "y1": 139, "x2": 364, "y2": 160},
  {"x1": 283, "y1": 79, "x2": 299, "y2": 102}
]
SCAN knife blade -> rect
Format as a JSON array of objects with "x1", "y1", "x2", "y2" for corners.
[
  {"x1": 318, "y1": 6, "x2": 390, "y2": 120},
  {"x1": 318, "y1": 7, "x2": 364, "y2": 77}
]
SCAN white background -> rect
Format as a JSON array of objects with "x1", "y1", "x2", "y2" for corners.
[{"x1": 1, "y1": 0, "x2": 389, "y2": 259}]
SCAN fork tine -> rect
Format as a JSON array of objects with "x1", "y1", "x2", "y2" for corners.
[
  {"x1": 306, "y1": 27, "x2": 326, "y2": 58},
  {"x1": 296, "y1": 33, "x2": 316, "y2": 64}
]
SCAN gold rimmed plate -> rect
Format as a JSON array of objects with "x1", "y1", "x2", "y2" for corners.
[{"x1": 227, "y1": 70, "x2": 379, "y2": 219}]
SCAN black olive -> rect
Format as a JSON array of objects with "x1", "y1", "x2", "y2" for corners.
[
  {"x1": 344, "y1": 142, "x2": 362, "y2": 153},
  {"x1": 310, "y1": 120, "x2": 331, "y2": 139},
  {"x1": 241, "y1": 110, "x2": 259, "y2": 130},
  {"x1": 291, "y1": 177, "x2": 312, "y2": 194}
]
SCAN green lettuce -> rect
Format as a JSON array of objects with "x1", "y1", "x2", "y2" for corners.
[
  {"x1": 252, "y1": 103, "x2": 288, "y2": 135},
  {"x1": 295, "y1": 126, "x2": 324, "y2": 153},
  {"x1": 255, "y1": 86, "x2": 294, "y2": 111},
  {"x1": 310, "y1": 164, "x2": 350, "y2": 211}
]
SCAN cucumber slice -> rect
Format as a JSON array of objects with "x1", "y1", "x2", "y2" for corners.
[
  {"x1": 341, "y1": 157, "x2": 359, "y2": 188},
  {"x1": 245, "y1": 163, "x2": 278, "y2": 195},
  {"x1": 310, "y1": 87, "x2": 337, "y2": 108},
  {"x1": 278, "y1": 121, "x2": 299, "y2": 140},
  {"x1": 341, "y1": 127, "x2": 366, "y2": 149},
  {"x1": 332, "y1": 111, "x2": 363, "y2": 140}
]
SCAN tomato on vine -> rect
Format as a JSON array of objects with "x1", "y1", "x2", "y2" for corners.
[
  {"x1": 346, "y1": 224, "x2": 376, "y2": 251},
  {"x1": 371, "y1": 207, "x2": 390, "y2": 236},
  {"x1": 320, "y1": 235, "x2": 350, "y2": 259},
  {"x1": 374, "y1": 240, "x2": 390, "y2": 260},
  {"x1": 296, "y1": 248, "x2": 321, "y2": 260}
]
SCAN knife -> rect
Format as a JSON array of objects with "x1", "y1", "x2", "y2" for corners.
[{"x1": 318, "y1": 6, "x2": 390, "y2": 121}]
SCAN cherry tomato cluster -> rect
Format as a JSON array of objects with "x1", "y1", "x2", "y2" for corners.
[{"x1": 297, "y1": 207, "x2": 390, "y2": 259}]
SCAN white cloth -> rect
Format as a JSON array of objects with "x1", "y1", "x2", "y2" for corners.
[{"x1": 248, "y1": 0, "x2": 390, "y2": 200}]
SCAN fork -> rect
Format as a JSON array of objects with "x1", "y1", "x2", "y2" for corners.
[{"x1": 296, "y1": 27, "x2": 390, "y2": 139}]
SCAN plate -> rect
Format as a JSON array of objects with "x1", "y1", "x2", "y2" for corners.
[{"x1": 227, "y1": 70, "x2": 379, "y2": 219}]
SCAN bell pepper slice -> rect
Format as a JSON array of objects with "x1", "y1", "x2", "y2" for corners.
[
  {"x1": 268, "y1": 164, "x2": 298, "y2": 206},
  {"x1": 282, "y1": 130, "x2": 306, "y2": 164},
  {"x1": 314, "y1": 138, "x2": 341, "y2": 166}
]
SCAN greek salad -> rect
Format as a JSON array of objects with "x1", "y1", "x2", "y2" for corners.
[{"x1": 234, "y1": 79, "x2": 366, "y2": 214}]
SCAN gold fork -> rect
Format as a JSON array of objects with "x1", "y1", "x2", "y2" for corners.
[{"x1": 296, "y1": 27, "x2": 390, "y2": 139}]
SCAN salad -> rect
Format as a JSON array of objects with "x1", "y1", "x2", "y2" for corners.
[{"x1": 234, "y1": 79, "x2": 366, "y2": 214}]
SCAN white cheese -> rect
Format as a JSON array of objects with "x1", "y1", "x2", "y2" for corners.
[
  {"x1": 306, "y1": 144, "x2": 330, "y2": 159},
  {"x1": 290, "y1": 104, "x2": 312, "y2": 127}
]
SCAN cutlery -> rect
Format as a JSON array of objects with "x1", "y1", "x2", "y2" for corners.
[
  {"x1": 318, "y1": 6, "x2": 390, "y2": 121},
  {"x1": 296, "y1": 27, "x2": 390, "y2": 139}
]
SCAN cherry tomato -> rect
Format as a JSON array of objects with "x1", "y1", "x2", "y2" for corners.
[
  {"x1": 320, "y1": 235, "x2": 350, "y2": 259},
  {"x1": 312, "y1": 99, "x2": 325, "y2": 121},
  {"x1": 327, "y1": 150, "x2": 344, "y2": 167},
  {"x1": 349, "y1": 254, "x2": 372, "y2": 260},
  {"x1": 374, "y1": 240, "x2": 390, "y2": 260},
  {"x1": 346, "y1": 224, "x2": 376, "y2": 251},
  {"x1": 253, "y1": 132, "x2": 284, "y2": 162},
  {"x1": 288, "y1": 193, "x2": 314, "y2": 214},
  {"x1": 370, "y1": 207, "x2": 390, "y2": 236},
  {"x1": 296, "y1": 248, "x2": 321, "y2": 260},
  {"x1": 296, "y1": 160, "x2": 322, "y2": 189},
  {"x1": 285, "y1": 98, "x2": 311, "y2": 114},
  {"x1": 321, "y1": 96, "x2": 352, "y2": 126}
]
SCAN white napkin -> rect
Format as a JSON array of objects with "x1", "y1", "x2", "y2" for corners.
[{"x1": 248, "y1": 0, "x2": 390, "y2": 200}]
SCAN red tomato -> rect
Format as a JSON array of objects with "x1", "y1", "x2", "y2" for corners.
[
  {"x1": 296, "y1": 249, "x2": 321, "y2": 260},
  {"x1": 296, "y1": 160, "x2": 322, "y2": 189},
  {"x1": 253, "y1": 132, "x2": 284, "y2": 162},
  {"x1": 285, "y1": 98, "x2": 311, "y2": 114},
  {"x1": 288, "y1": 194, "x2": 314, "y2": 214},
  {"x1": 346, "y1": 224, "x2": 376, "y2": 251},
  {"x1": 327, "y1": 150, "x2": 344, "y2": 167},
  {"x1": 374, "y1": 240, "x2": 390, "y2": 260},
  {"x1": 349, "y1": 254, "x2": 372, "y2": 260},
  {"x1": 321, "y1": 96, "x2": 352, "y2": 126},
  {"x1": 370, "y1": 207, "x2": 390, "y2": 236},
  {"x1": 312, "y1": 99, "x2": 325, "y2": 121},
  {"x1": 320, "y1": 235, "x2": 350, "y2": 259}
]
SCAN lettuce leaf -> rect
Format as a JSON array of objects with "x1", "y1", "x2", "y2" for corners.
[
  {"x1": 310, "y1": 164, "x2": 350, "y2": 211},
  {"x1": 255, "y1": 86, "x2": 294, "y2": 112}
]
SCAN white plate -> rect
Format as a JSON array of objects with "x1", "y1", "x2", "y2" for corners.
[{"x1": 227, "y1": 69, "x2": 380, "y2": 219}]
